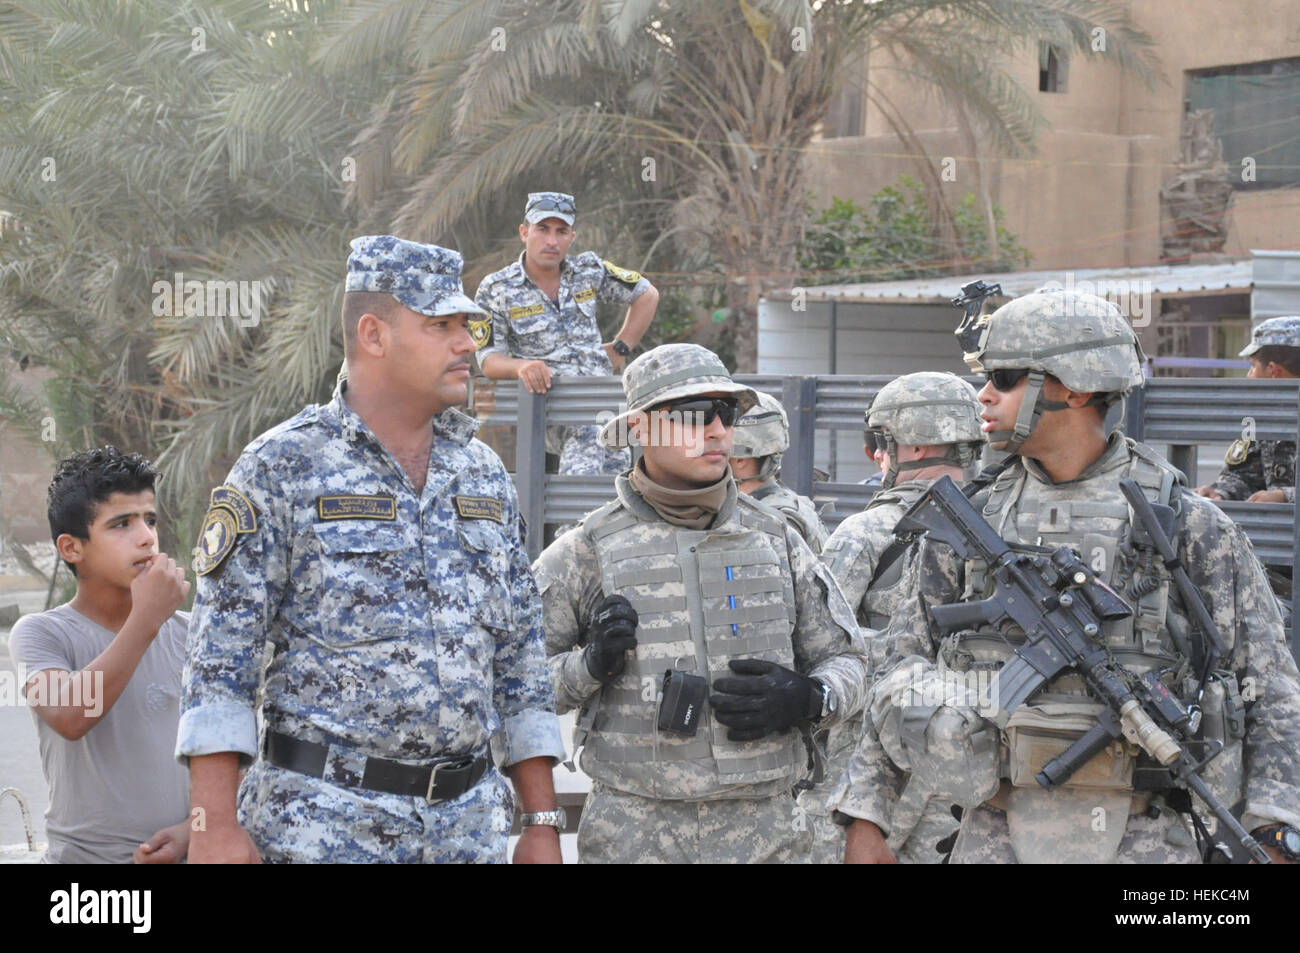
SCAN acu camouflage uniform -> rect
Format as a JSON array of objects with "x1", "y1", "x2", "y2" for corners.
[
  {"x1": 176, "y1": 237, "x2": 565, "y2": 864},
  {"x1": 859, "y1": 291, "x2": 1300, "y2": 864},
  {"x1": 734, "y1": 392, "x2": 829, "y2": 554},
  {"x1": 537, "y1": 344, "x2": 870, "y2": 863},
  {"x1": 819, "y1": 373, "x2": 983, "y2": 864},
  {"x1": 473, "y1": 192, "x2": 651, "y2": 475}
]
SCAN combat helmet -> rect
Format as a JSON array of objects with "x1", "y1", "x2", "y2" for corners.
[
  {"x1": 732, "y1": 392, "x2": 789, "y2": 480},
  {"x1": 866, "y1": 372, "x2": 983, "y2": 488},
  {"x1": 956, "y1": 287, "x2": 1145, "y2": 452}
]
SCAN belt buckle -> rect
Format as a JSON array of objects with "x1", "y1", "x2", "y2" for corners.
[{"x1": 425, "y1": 761, "x2": 450, "y2": 803}]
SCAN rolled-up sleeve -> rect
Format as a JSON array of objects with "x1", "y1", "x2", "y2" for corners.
[
  {"x1": 491, "y1": 511, "x2": 565, "y2": 768},
  {"x1": 175, "y1": 453, "x2": 287, "y2": 767}
]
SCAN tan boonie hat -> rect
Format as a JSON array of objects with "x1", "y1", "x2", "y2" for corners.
[{"x1": 599, "y1": 343, "x2": 757, "y2": 449}]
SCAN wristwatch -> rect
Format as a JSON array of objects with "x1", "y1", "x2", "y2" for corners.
[
  {"x1": 611, "y1": 338, "x2": 632, "y2": 358},
  {"x1": 520, "y1": 809, "x2": 566, "y2": 834},
  {"x1": 1254, "y1": 824, "x2": 1300, "y2": 861}
]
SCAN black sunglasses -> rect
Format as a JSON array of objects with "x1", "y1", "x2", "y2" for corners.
[
  {"x1": 528, "y1": 197, "x2": 576, "y2": 215},
  {"x1": 863, "y1": 426, "x2": 887, "y2": 454},
  {"x1": 984, "y1": 368, "x2": 1030, "y2": 392},
  {"x1": 651, "y1": 397, "x2": 740, "y2": 427}
]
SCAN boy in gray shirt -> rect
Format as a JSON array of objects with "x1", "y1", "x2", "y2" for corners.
[{"x1": 9, "y1": 447, "x2": 191, "y2": 863}]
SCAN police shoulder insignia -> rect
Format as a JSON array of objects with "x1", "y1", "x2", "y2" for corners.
[
  {"x1": 454, "y1": 495, "x2": 504, "y2": 523},
  {"x1": 193, "y1": 485, "x2": 258, "y2": 577},
  {"x1": 317, "y1": 495, "x2": 397, "y2": 521},
  {"x1": 469, "y1": 317, "x2": 492, "y2": 349},
  {"x1": 602, "y1": 260, "x2": 642, "y2": 287},
  {"x1": 1225, "y1": 439, "x2": 1252, "y2": 466}
]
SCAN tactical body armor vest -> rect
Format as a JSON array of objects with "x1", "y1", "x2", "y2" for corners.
[
  {"x1": 946, "y1": 438, "x2": 1246, "y2": 858},
  {"x1": 749, "y1": 480, "x2": 828, "y2": 554},
  {"x1": 857, "y1": 481, "x2": 930, "y2": 630},
  {"x1": 575, "y1": 488, "x2": 804, "y2": 800}
]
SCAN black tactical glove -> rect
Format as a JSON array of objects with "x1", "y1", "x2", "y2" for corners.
[
  {"x1": 710, "y1": 658, "x2": 822, "y2": 742},
  {"x1": 583, "y1": 594, "x2": 639, "y2": 684}
]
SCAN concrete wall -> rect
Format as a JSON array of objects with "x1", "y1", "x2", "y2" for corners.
[{"x1": 808, "y1": 0, "x2": 1300, "y2": 270}]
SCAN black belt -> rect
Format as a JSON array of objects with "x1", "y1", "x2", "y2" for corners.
[{"x1": 264, "y1": 730, "x2": 490, "y2": 802}]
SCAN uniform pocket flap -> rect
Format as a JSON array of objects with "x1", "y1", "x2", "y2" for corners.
[{"x1": 312, "y1": 521, "x2": 408, "y2": 555}]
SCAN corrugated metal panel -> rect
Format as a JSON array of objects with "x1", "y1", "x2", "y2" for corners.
[
  {"x1": 1217, "y1": 501, "x2": 1295, "y2": 566},
  {"x1": 1142, "y1": 378, "x2": 1299, "y2": 442},
  {"x1": 544, "y1": 475, "x2": 618, "y2": 523},
  {"x1": 1251, "y1": 250, "x2": 1300, "y2": 320},
  {"x1": 765, "y1": 260, "x2": 1252, "y2": 304}
]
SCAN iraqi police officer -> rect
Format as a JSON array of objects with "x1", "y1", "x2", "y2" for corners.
[
  {"x1": 535, "y1": 343, "x2": 869, "y2": 863},
  {"x1": 849, "y1": 288, "x2": 1300, "y2": 864},
  {"x1": 474, "y1": 191, "x2": 661, "y2": 476},
  {"x1": 818, "y1": 372, "x2": 984, "y2": 865},
  {"x1": 731, "y1": 391, "x2": 828, "y2": 553},
  {"x1": 1196, "y1": 315, "x2": 1299, "y2": 505},
  {"x1": 178, "y1": 236, "x2": 567, "y2": 864}
]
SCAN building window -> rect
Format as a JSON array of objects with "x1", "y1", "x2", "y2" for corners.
[
  {"x1": 1186, "y1": 57, "x2": 1300, "y2": 190},
  {"x1": 1039, "y1": 42, "x2": 1067, "y2": 93}
]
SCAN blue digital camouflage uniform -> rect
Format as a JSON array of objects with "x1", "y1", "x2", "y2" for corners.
[
  {"x1": 473, "y1": 194, "x2": 650, "y2": 475},
  {"x1": 176, "y1": 236, "x2": 565, "y2": 863}
]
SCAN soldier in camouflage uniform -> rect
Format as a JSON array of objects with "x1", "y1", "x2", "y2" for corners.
[
  {"x1": 474, "y1": 191, "x2": 660, "y2": 475},
  {"x1": 731, "y1": 391, "x2": 828, "y2": 554},
  {"x1": 535, "y1": 343, "x2": 870, "y2": 863},
  {"x1": 178, "y1": 236, "x2": 567, "y2": 864},
  {"x1": 817, "y1": 372, "x2": 983, "y2": 865},
  {"x1": 1197, "y1": 316, "x2": 1299, "y2": 505},
  {"x1": 847, "y1": 288, "x2": 1300, "y2": 864}
]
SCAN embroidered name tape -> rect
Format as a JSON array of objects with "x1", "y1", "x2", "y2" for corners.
[
  {"x1": 574, "y1": 287, "x2": 596, "y2": 303},
  {"x1": 509, "y1": 303, "x2": 546, "y2": 321},
  {"x1": 455, "y1": 495, "x2": 504, "y2": 523},
  {"x1": 318, "y1": 495, "x2": 398, "y2": 521}
]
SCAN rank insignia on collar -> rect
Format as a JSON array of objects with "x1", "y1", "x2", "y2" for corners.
[
  {"x1": 454, "y1": 495, "x2": 504, "y2": 523},
  {"x1": 193, "y1": 485, "x2": 257, "y2": 576},
  {"x1": 1225, "y1": 439, "x2": 1252, "y2": 466}
]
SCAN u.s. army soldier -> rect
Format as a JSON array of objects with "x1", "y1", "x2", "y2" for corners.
[
  {"x1": 536, "y1": 343, "x2": 869, "y2": 863},
  {"x1": 851, "y1": 288, "x2": 1300, "y2": 864},
  {"x1": 178, "y1": 236, "x2": 566, "y2": 864},
  {"x1": 821, "y1": 372, "x2": 984, "y2": 864},
  {"x1": 731, "y1": 391, "x2": 828, "y2": 553}
]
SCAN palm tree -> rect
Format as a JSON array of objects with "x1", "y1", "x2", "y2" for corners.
[
  {"x1": 0, "y1": 0, "x2": 398, "y2": 548},
  {"x1": 320, "y1": 0, "x2": 1160, "y2": 370}
]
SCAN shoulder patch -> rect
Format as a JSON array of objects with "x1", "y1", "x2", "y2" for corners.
[
  {"x1": 1225, "y1": 439, "x2": 1252, "y2": 466},
  {"x1": 193, "y1": 485, "x2": 258, "y2": 577},
  {"x1": 509, "y1": 303, "x2": 546, "y2": 321},
  {"x1": 454, "y1": 495, "x2": 504, "y2": 523},
  {"x1": 469, "y1": 316, "x2": 492, "y2": 349},
  {"x1": 602, "y1": 260, "x2": 642, "y2": 287}
]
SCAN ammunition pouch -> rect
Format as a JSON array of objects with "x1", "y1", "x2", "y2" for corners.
[{"x1": 1004, "y1": 699, "x2": 1135, "y2": 791}]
